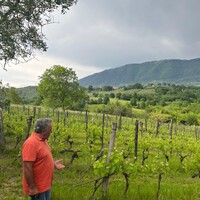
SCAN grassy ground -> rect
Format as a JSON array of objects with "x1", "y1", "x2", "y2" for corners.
[
  {"x1": 1, "y1": 137, "x2": 200, "y2": 200},
  {"x1": 0, "y1": 144, "x2": 26, "y2": 200}
]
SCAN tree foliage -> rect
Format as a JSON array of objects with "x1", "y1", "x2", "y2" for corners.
[
  {"x1": 0, "y1": 0, "x2": 77, "y2": 68},
  {"x1": 37, "y1": 65, "x2": 87, "y2": 111},
  {"x1": 0, "y1": 81, "x2": 8, "y2": 99},
  {"x1": 7, "y1": 88, "x2": 23, "y2": 104},
  {"x1": 0, "y1": 81, "x2": 10, "y2": 109}
]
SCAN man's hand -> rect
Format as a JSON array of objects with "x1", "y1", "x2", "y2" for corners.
[
  {"x1": 54, "y1": 159, "x2": 65, "y2": 169},
  {"x1": 29, "y1": 185, "x2": 39, "y2": 195}
]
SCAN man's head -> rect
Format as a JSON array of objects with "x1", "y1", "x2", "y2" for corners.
[{"x1": 34, "y1": 118, "x2": 52, "y2": 139}]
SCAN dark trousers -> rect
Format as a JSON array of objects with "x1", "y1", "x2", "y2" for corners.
[{"x1": 30, "y1": 190, "x2": 51, "y2": 200}]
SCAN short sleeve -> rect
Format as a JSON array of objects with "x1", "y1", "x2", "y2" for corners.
[{"x1": 22, "y1": 141, "x2": 37, "y2": 161}]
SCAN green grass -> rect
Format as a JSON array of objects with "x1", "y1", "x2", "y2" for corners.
[
  {"x1": 51, "y1": 173, "x2": 200, "y2": 200},
  {"x1": 2, "y1": 136, "x2": 200, "y2": 200},
  {"x1": 0, "y1": 146, "x2": 27, "y2": 200},
  {"x1": 2, "y1": 111, "x2": 200, "y2": 200}
]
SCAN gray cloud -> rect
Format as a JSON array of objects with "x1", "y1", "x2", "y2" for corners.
[
  {"x1": 43, "y1": 0, "x2": 200, "y2": 68},
  {"x1": 1, "y1": 0, "x2": 200, "y2": 87}
]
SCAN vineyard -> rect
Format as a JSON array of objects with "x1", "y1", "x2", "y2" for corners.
[{"x1": 1, "y1": 106, "x2": 200, "y2": 200}]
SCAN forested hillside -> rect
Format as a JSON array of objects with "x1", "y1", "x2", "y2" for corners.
[
  {"x1": 15, "y1": 86, "x2": 37, "y2": 104},
  {"x1": 78, "y1": 58, "x2": 200, "y2": 87}
]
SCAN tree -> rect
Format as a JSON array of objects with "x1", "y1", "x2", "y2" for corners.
[
  {"x1": 109, "y1": 92, "x2": 115, "y2": 98},
  {"x1": 0, "y1": 81, "x2": 10, "y2": 108},
  {"x1": 88, "y1": 85, "x2": 93, "y2": 92},
  {"x1": 6, "y1": 88, "x2": 23, "y2": 104},
  {"x1": 130, "y1": 97, "x2": 137, "y2": 106},
  {"x1": 37, "y1": 65, "x2": 87, "y2": 111},
  {"x1": 102, "y1": 85, "x2": 113, "y2": 91},
  {"x1": 92, "y1": 92, "x2": 99, "y2": 97},
  {"x1": 97, "y1": 97, "x2": 103, "y2": 104},
  {"x1": 116, "y1": 92, "x2": 121, "y2": 99},
  {"x1": 0, "y1": 0, "x2": 77, "y2": 68},
  {"x1": 103, "y1": 96, "x2": 110, "y2": 105},
  {"x1": 126, "y1": 83, "x2": 144, "y2": 90}
]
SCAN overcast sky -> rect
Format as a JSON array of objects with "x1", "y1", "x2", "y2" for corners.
[{"x1": 1, "y1": 0, "x2": 200, "y2": 88}]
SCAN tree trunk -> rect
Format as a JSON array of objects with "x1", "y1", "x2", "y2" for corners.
[{"x1": 0, "y1": 108, "x2": 6, "y2": 147}]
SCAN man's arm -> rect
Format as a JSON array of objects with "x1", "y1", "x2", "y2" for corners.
[{"x1": 23, "y1": 161, "x2": 38, "y2": 195}]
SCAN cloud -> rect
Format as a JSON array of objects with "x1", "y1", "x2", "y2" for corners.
[
  {"x1": 0, "y1": 53, "x2": 101, "y2": 87},
  {"x1": 43, "y1": 0, "x2": 200, "y2": 64},
  {"x1": 1, "y1": 0, "x2": 200, "y2": 87}
]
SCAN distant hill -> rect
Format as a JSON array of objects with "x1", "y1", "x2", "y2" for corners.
[
  {"x1": 15, "y1": 86, "x2": 37, "y2": 103},
  {"x1": 78, "y1": 58, "x2": 200, "y2": 87}
]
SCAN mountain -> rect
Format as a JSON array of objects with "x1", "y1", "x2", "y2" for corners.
[
  {"x1": 78, "y1": 58, "x2": 200, "y2": 87},
  {"x1": 15, "y1": 86, "x2": 37, "y2": 103}
]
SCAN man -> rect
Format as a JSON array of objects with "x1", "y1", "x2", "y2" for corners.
[{"x1": 22, "y1": 118, "x2": 65, "y2": 200}]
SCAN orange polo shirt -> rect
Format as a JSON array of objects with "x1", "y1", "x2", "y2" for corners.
[{"x1": 22, "y1": 132, "x2": 54, "y2": 195}]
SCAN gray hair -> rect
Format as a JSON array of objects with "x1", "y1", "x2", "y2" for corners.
[{"x1": 34, "y1": 118, "x2": 52, "y2": 133}]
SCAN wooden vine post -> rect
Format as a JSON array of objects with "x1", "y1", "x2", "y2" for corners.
[
  {"x1": 33, "y1": 106, "x2": 36, "y2": 118},
  {"x1": 169, "y1": 119, "x2": 173, "y2": 140},
  {"x1": 64, "y1": 111, "x2": 68, "y2": 126},
  {"x1": 37, "y1": 107, "x2": 41, "y2": 118},
  {"x1": 195, "y1": 126, "x2": 199, "y2": 140},
  {"x1": 156, "y1": 119, "x2": 161, "y2": 136},
  {"x1": 134, "y1": 119, "x2": 139, "y2": 162},
  {"x1": 102, "y1": 122, "x2": 117, "y2": 195},
  {"x1": 118, "y1": 114, "x2": 122, "y2": 130},
  {"x1": 85, "y1": 110, "x2": 89, "y2": 143},
  {"x1": 24, "y1": 116, "x2": 33, "y2": 140},
  {"x1": 46, "y1": 109, "x2": 49, "y2": 117},
  {"x1": 56, "y1": 111, "x2": 60, "y2": 123},
  {"x1": 0, "y1": 108, "x2": 6, "y2": 147},
  {"x1": 28, "y1": 106, "x2": 30, "y2": 116},
  {"x1": 22, "y1": 105, "x2": 25, "y2": 112},
  {"x1": 145, "y1": 118, "x2": 148, "y2": 132},
  {"x1": 101, "y1": 113, "x2": 105, "y2": 150}
]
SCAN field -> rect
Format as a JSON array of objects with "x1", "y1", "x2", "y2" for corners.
[{"x1": 1, "y1": 106, "x2": 200, "y2": 200}]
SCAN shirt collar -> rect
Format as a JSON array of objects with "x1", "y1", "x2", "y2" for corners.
[{"x1": 32, "y1": 132, "x2": 46, "y2": 141}]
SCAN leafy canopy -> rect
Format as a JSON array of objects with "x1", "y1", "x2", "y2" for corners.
[
  {"x1": 0, "y1": 0, "x2": 77, "y2": 68},
  {"x1": 37, "y1": 65, "x2": 87, "y2": 111}
]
